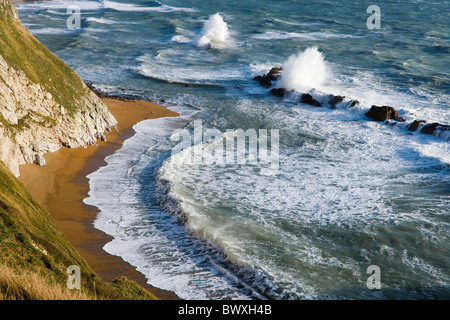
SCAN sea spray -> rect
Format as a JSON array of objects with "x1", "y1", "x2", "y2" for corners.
[
  {"x1": 276, "y1": 47, "x2": 330, "y2": 92},
  {"x1": 195, "y1": 13, "x2": 230, "y2": 49}
]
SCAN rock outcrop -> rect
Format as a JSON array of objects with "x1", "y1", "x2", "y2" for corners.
[
  {"x1": 253, "y1": 68, "x2": 359, "y2": 109},
  {"x1": 269, "y1": 88, "x2": 287, "y2": 98},
  {"x1": 407, "y1": 120, "x2": 427, "y2": 132},
  {"x1": 327, "y1": 94, "x2": 345, "y2": 108},
  {"x1": 0, "y1": 0, "x2": 117, "y2": 176},
  {"x1": 420, "y1": 122, "x2": 450, "y2": 136},
  {"x1": 365, "y1": 105, "x2": 406, "y2": 122},
  {"x1": 300, "y1": 93, "x2": 322, "y2": 107},
  {"x1": 252, "y1": 67, "x2": 449, "y2": 141},
  {"x1": 253, "y1": 67, "x2": 283, "y2": 88}
]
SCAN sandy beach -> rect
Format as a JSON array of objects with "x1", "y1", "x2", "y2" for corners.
[{"x1": 18, "y1": 97, "x2": 181, "y2": 300}]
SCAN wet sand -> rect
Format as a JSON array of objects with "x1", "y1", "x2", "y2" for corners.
[{"x1": 18, "y1": 97, "x2": 181, "y2": 300}]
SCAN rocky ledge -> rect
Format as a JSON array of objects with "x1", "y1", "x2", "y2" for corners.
[{"x1": 253, "y1": 67, "x2": 449, "y2": 140}]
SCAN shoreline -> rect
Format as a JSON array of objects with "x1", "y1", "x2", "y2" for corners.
[{"x1": 18, "y1": 97, "x2": 181, "y2": 300}]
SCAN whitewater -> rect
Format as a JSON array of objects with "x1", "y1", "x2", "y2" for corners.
[{"x1": 14, "y1": 0, "x2": 450, "y2": 299}]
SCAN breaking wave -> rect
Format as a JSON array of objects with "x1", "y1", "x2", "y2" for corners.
[
  {"x1": 276, "y1": 46, "x2": 330, "y2": 91},
  {"x1": 195, "y1": 13, "x2": 231, "y2": 49}
]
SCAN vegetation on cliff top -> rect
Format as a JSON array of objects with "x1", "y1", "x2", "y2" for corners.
[
  {"x1": 0, "y1": 0, "x2": 89, "y2": 114},
  {"x1": 0, "y1": 161, "x2": 157, "y2": 300}
]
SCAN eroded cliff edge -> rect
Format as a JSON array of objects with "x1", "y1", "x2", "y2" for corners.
[{"x1": 0, "y1": 0, "x2": 117, "y2": 176}]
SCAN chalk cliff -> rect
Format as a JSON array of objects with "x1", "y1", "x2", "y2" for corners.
[{"x1": 0, "y1": 0, "x2": 117, "y2": 176}]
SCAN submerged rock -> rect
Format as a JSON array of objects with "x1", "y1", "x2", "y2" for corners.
[
  {"x1": 348, "y1": 100, "x2": 359, "y2": 107},
  {"x1": 327, "y1": 94, "x2": 345, "y2": 108},
  {"x1": 300, "y1": 93, "x2": 322, "y2": 107},
  {"x1": 407, "y1": 120, "x2": 427, "y2": 132},
  {"x1": 421, "y1": 122, "x2": 450, "y2": 136},
  {"x1": 270, "y1": 88, "x2": 286, "y2": 97},
  {"x1": 253, "y1": 75, "x2": 270, "y2": 88}
]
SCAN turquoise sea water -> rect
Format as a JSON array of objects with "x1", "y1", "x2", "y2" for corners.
[{"x1": 15, "y1": 0, "x2": 449, "y2": 299}]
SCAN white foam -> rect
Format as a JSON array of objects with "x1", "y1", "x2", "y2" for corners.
[
  {"x1": 272, "y1": 18, "x2": 324, "y2": 27},
  {"x1": 249, "y1": 62, "x2": 283, "y2": 78},
  {"x1": 157, "y1": 87, "x2": 450, "y2": 297},
  {"x1": 84, "y1": 104, "x2": 259, "y2": 299},
  {"x1": 15, "y1": 0, "x2": 104, "y2": 11},
  {"x1": 194, "y1": 13, "x2": 230, "y2": 49},
  {"x1": 86, "y1": 17, "x2": 117, "y2": 25},
  {"x1": 276, "y1": 46, "x2": 330, "y2": 92},
  {"x1": 251, "y1": 31, "x2": 362, "y2": 41},
  {"x1": 26, "y1": 27, "x2": 78, "y2": 35},
  {"x1": 137, "y1": 52, "x2": 246, "y2": 83},
  {"x1": 160, "y1": 101, "x2": 448, "y2": 251},
  {"x1": 103, "y1": 0, "x2": 196, "y2": 13},
  {"x1": 170, "y1": 34, "x2": 191, "y2": 44},
  {"x1": 15, "y1": 0, "x2": 196, "y2": 13},
  {"x1": 401, "y1": 250, "x2": 449, "y2": 286}
]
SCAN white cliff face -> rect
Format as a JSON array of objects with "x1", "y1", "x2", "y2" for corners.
[
  {"x1": 0, "y1": 51, "x2": 117, "y2": 176},
  {"x1": 0, "y1": 0, "x2": 118, "y2": 176},
  {"x1": 0, "y1": 54, "x2": 117, "y2": 176}
]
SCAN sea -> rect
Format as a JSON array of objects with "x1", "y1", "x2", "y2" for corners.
[{"x1": 14, "y1": 0, "x2": 449, "y2": 299}]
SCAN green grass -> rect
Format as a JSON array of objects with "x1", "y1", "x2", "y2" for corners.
[
  {"x1": 0, "y1": 161, "x2": 158, "y2": 300},
  {"x1": 0, "y1": 1, "x2": 157, "y2": 299},
  {"x1": 0, "y1": 1, "x2": 90, "y2": 115}
]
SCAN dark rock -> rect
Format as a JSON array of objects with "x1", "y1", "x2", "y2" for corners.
[
  {"x1": 300, "y1": 93, "x2": 322, "y2": 107},
  {"x1": 348, "y1": 100, "x2": 359, "y2": 107},
  {"x1": 407, "y1": 120, "x2": 427, "y2": 132},
  {"x1": 421, "y1": 123, "x2": 440, "y2": 135},
  {"x1": 85, "y1": 81, "x2": 108, "y2": 98},
  {"x1": 267, "y1": 67, "x2": 283, "y2": 80},
  {"x1": 365, "y1": 105, "x2": 402, "y2": 122},
  {"x1": 253, "y1": 75, "x2": 272, "y2": 88},
  {"x1": 420, "y1": 122, "x2": 450, "y2": 135},
  {"x1": 253, "y1": 67, "x2": 283, "y2": 88},
  {"x1": 327, "y1": 95, "x2": 345, "y2": 107},
  {"x1": 270, "y1": 88, "x2": 286, "y2": 97}
]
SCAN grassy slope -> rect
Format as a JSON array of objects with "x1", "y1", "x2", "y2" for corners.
[
  {"x1": 0, "y1": 161, "x2": 157, "y2": 300},
  {"x1": 0, "y1": 1, "x2": 156, "y2": 299},
  {"x1": 0, "y1": 1, "x2": 89, "y2": 114}
]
